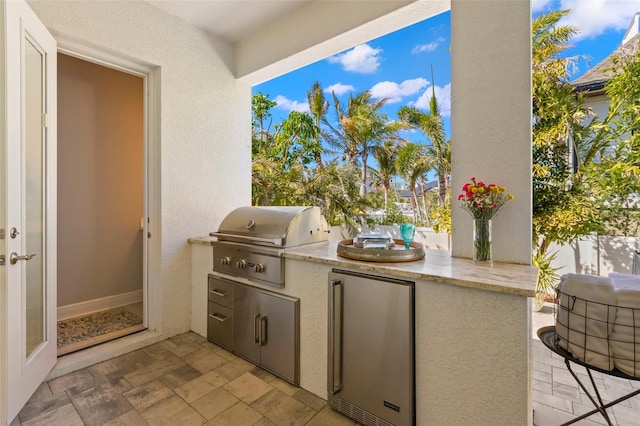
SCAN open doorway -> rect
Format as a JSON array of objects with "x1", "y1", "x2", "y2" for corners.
[{"x1": 56, "y1": 53, "x2": 147, "y2": 355}]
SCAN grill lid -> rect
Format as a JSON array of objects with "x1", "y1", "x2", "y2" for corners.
[{"x1": 211, "y1": 206, "x2": 328, "y2": 247}]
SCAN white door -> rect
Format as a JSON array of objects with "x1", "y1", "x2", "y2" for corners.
[{"x1": 5, "y1": 0, "x2": 57, "y2": 422}]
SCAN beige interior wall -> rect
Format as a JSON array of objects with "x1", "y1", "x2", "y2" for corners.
[{"x1": 57, "y1": 53, "x2": 144, "y2": 307}]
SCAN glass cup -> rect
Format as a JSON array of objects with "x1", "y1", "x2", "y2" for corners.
[{"x1": 399, "y1": 223, "x2": 416, "y2": 250}]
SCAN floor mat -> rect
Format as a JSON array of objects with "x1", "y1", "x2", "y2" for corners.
[{"x1": 57, "y1": 307, "x2": 143, "y2": 348}]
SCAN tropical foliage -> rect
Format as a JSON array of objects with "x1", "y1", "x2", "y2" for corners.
[
  {"x1": 532, "y1": 10, "x2": 640, "y2": 294},
  {"x1": 251, "y1": 82, "x2": 450, "y2": 230}
]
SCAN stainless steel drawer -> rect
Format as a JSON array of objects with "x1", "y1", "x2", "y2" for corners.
[
  {"x1": 208, "y1": 275, "x2": 234, "y2": 308},
  {"x1": 207, "y1": 301, "x2": 233, "y2": 350}
]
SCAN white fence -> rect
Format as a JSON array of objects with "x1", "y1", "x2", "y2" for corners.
[
  {"x1": 547, "y1": 235, "x2": 640, "y2": 276},
  {"x1": 331, "y1": 226, "x2": 638, "y2": 276}
]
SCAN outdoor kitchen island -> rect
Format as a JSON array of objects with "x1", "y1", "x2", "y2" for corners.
[{"x1": 190, "y1": 238, "x2": 538, "y2": 425}]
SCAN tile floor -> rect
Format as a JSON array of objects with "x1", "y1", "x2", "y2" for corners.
[
  {"x1": 11, "y1": 332, "x2": 356, "y2": 426},
  {"x1": 11, "y1": 309, "x2": 640, "y2": 426}
]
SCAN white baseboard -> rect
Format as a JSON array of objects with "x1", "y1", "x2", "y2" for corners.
[{"x1": 58, "y1": 290, "x2": 143, "y2": 321}]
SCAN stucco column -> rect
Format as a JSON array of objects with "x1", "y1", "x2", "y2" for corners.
[{"x1": 450, "y1": 0, "x2": 532, "y2": 265}]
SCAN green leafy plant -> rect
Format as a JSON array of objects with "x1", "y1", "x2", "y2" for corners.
[
  {"x1": 372, "y1": 203, "x2": 407, "y2": 226},
  {"x1": 532, "y1": 250, "x2": 560, "y2": 300},
  {"x1": 430, "y1": 201, "x2": 451, "y2": 234}
]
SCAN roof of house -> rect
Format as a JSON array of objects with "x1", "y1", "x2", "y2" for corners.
[
  {"x1": 572, "y1": 33, "x2": 640, "y2": 94},
  {"x1": 398, "y1": 180, "x2": 438, "y2": 198}
]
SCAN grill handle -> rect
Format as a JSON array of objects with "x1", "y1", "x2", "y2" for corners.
[{"x1": 209, "y1": 232, "x2": 283, "y2": 246}]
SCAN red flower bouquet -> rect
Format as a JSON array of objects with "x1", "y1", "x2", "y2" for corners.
[{"x1": 458, "y1": 177, "x2": 514, "y2": 220}]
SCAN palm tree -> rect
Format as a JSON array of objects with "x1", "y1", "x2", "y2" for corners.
[
  {"x1": 327, "y1": 90, "x2": 407, "y2": 197},
  {"x1": 274, "y1": 110, "x2": 318, "y2": 169},
  {"x1": 306, "y1": 81, "x2": 329, "y2": 168},
  {"x1": 251, "y1": 93, "x2": 277, "y2": 154},
  {"x1": 396, "y1": 142, "x2": 434, "y2": 221},
  {"x1": 398, "y1": 82, "x2": 450, "y2": 205},
  {"x1": 371, "y1": 139, "x2": 399, "y2": 210}
]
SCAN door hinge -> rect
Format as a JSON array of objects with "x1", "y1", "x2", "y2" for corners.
[
  {"x1": 0, "y1": 229, "x2": 4, "y2": 239},
  {"x1": 0, "y1": 255, "x2": 5, "y2": 266}
]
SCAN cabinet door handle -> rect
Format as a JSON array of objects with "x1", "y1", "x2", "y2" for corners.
[
  {"x1": 253, "y1": 313, "x2": 261, "y2": 344},
  {"x1": 209, "y1": 313, "x2": 228, "y2": 322},
  {"x1": 210, "y1": 289, "x2": 227, "y2": 297},
  {"x1": 259, "y1": 316, "x2": 267, "y2": 346}
]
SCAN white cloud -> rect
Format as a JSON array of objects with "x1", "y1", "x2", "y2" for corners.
[
  {"x1": 412, "y1": 83, "x2": 452, "y2": 118},
  {"x1": 324, "y1": 83, "x2": 355, "y2": 96},
  {"x1": 328, "y1": 44, "x2": 383, "y2": 74},
  {"x1": 412, "y1": 38, "x2": 445, "y2": 54},
  {"x1": 557, "y1": 0, "x2": 638, "y2": 40},
  {"x1": 370, "y1": 78, "x2": 429, "y2": 104},
  {"x1": 273, "y1": 95, "x2": 309, "y2": 113}
]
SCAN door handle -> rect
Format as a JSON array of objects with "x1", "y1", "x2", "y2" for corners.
[
  {"x1": 259, "y1": 316, "x2": 267, "y2": 346},
  {"x1": 209, "y1": 289, "x2": 227, "y2": 297},
  {"x1": 9, "y1": 252, "x2": 37, "y2": 265},
  {"x1": 328, "y1": 279, "x2": 343, "y2": 394},
  {"x1": 253, "y1": 313, "x2": 261, "y2": 344}
]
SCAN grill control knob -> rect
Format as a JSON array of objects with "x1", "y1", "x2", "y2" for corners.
[
  {"x1": 220, "y1": 256, "x2": 231, "y2": 265},
  {"x1": 254, "y1": 262, "x2": 265, "y2": 273},
  {"x1": 236, "y1": 259, "x2": 246, "y2": 269}
]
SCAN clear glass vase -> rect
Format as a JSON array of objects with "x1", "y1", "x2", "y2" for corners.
[{"x1": 473, "y1": 219, "x2": 493, "y2": 265}]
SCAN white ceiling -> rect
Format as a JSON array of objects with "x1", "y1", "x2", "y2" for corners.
[{"x1": 146, "y1": 0, "x2": 313, "y2": 43}]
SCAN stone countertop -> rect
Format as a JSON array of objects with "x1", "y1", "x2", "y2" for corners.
[
  {"x1": 188, "y1": 236, "x2": 216, "y2": 246},
  {"x1": 283, "y1": 241, "x2": 537, "y2": 297},
  {"x1": 189, "y1": 237, "x2": 538, "y2": 297}
]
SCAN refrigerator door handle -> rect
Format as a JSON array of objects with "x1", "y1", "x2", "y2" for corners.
[{"x1": 328, "y1": 279, "x2": 343, "y2": 394}]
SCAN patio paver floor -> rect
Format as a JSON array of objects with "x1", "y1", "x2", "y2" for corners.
[{"x1": 8, "y1": 306, "x2": 640, "y2": 425}]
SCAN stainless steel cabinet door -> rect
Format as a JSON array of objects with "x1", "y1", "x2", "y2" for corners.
[
  {"x1": 260, "y1": 292, "x2": 299, "y2": 384},
  {"x1": 233, "y1": 283, "x2": 262, "y2": 364}
]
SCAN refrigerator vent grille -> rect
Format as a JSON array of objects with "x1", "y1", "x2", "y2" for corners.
[{"x1": 328, "y1": 394, "x2": 393, "y2": 426}]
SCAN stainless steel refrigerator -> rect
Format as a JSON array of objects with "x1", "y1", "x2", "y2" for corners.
[{"x1": 328, "y1": 269, "x2": 415, "y2": 426}]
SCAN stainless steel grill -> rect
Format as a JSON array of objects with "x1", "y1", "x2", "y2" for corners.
[{"x1": 209, "y1": 206, "x2": 329, "y2": 287}]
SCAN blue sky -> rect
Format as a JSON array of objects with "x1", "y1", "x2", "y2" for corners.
[
  {"x1": 252, "y1": 0, "x2": 638, "y2": 149},
  {"x1": 533, "y1": 0, "x2": 639, "y2": 76},
  {"x1": 253, "y1": 10, "x2": 451, "y2": 145}
]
